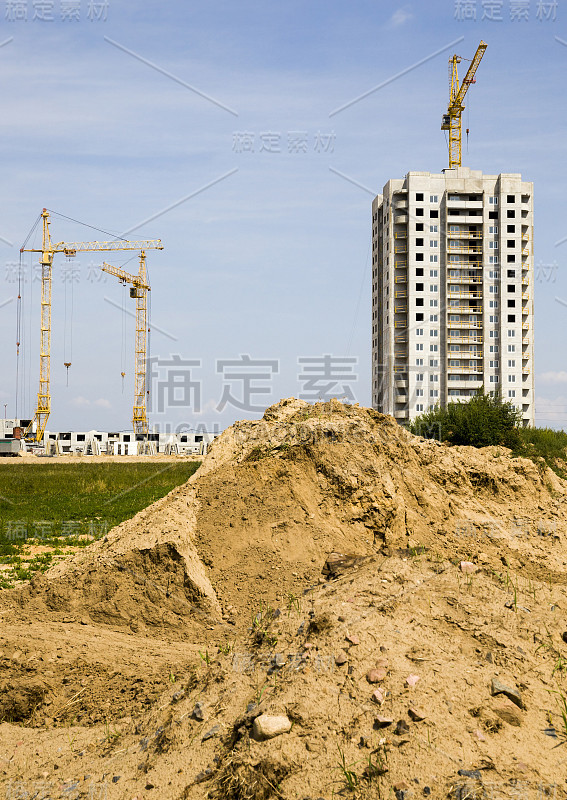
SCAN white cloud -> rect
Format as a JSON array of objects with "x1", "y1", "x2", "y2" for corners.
[
  {"x1": 71, "y1": 396, "x2": 91, "y2": 407},
  {"x1": 538, "y1": 371, "x2": 567, "y2": 385},
  {"x1": 388, "y1": 7, "x2": 413, "y2": 28},
  {"x1": 95, "y1": 398, "x2": 111, "y2": 409}
]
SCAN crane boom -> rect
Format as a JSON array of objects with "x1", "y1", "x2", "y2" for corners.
[
  {"x1": 441, "y1": 40, "x2": 487, "y2": 169},
  {"x1": 101, "y1": 255, "x2": 151, "y2": 435},
  {"x1": 20, "y1": 209, "x2": 162, "y2": 443}
]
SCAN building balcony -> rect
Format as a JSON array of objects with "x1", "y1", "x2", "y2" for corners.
[
  {"x1": 395, "y1": 260, "x2": 407, "y2": 268},
  {"x1": 395, "y1": 275, "x2": 407, "y2": 284},
  {"x1": 446, "y1": 259, "x2": 483, "y2": 268},
  {"x1": 446, "y1": 307, "x2": 482, "y2": 316},
  {"x1": 395, "y1": 289, "x2": 407, "y2": 299},
  {"x1": 394, "y1": 245, "x2": 407, "y2": 253},
  {"x1": 446, "y1": 275, "x2": 482, "y2": 284},
  {"x1": 394, "y1": 335, "x2": 407, "y2": 343},
  {"x1": 448, "y1": 335, "x2": 483, "y2": 344},
  {"x1": 394, "y1": 231, "x2": 407, "y2": 239},
  {"x1": 447, "y1": 244, "x2": 482, "y2": 253},
  {"x1": 394, "y1": 321, "x2": 408, "y2": 329},
  {"x1": 394, "y1": 215, "x2": 408, "y2": 224},
  {"x1": 447, "y1": 230, "x2": 482, "y2": 239},
  {"x1": 447, "y1": 290, "x2": 483, "y2": 299},
  {"x1": 395, "y1": 306, "x2": 408, "y2": 313}
]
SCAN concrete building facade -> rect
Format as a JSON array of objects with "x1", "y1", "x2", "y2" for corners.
[{"x1": 371, "y1": 167, "x2": 534, "y2": 426}]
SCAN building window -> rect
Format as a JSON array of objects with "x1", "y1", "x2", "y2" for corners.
[
  {"x1": 416, "y1": 313, "x2": 424, "y2": 321},
  {"x1": 430, "y1": 195, "x2": 438, "y2": 203},
  {"x1": 489, "y1": 375, "x2": 499, "y2": 383},
  {"x1": 416, "y1": 193, "x2": 424, "y2": 201},
  {"x1": 508, "y1": 330, "x2": 516, "y2": 337},
  {"x1": 489, "y1": 331, "x2": 499, "y2": 338},
  {"x1": 430, "y1": 344, "x2": 438, "y2": 352},
  {"x1": 507, "y1": 224, "x2": 516, "y2": 233},
  {"x1": 416, "y1": 388, "x2": 424, "y2": 396},
  {"x1": 489, "y1": 360, "x2": 499, "y2": 368},
  {"x1": 489, "y1": 285, "x2": 499, "y2": 293},
  {"x1": 416, "y1": 298, "x2": 424, "y2": 306},
  {"x1": 430, "y1": 255, "x2": 438, "y2": 262},
  {"x1": 489, "y1": 226, "x2": 499, "y2": 234},
  {"x1": 430, "y1": 299, "x2": 438, "y2": 307},
  {"x1": 416, "y1": 374, "x2": 424, "y2": 381},
  {"x1": 489, "y1": 211, "x2": 498, "y2": 220},
  {"x1": 508, "y1": 390, "x2": 516, "y2": 398},
  {"x1": 489, "y1": 241, "x2": 498, "y2": 249},
  {"x1": 508, "y1": 375, "x2": 516, "y2": 383},
  {"x1": 429, "y1": 359, "x2": 438, "y2": 367},
  {"x1": 416, "y1": 404, "x2": 424, "y2": 411},
  {"x1": 415, "y1": 358, "x2": 424, "y2": 366},
  {"x1": 489, "y1": 196, "x2": 498, "y2": 204},
  {"x1": 430, "y1": 240, "x2": 438, "y2": 247},
  {"x1": 430, "y1": 330, "x2": 438, "y2": 337},
  {"x1": 489, "y1": 315, "x2": 499, "y2": 323},
  {"x1": 507, "y1": 344, "x2": 516, "y2": 352},
  {"x1": 430, "y1": 225, "x2": 438, "y2": 233},
  {"x1": 429, "y1": 314, "x2": 438, "y2": 322},
  {"x1": 429, "y1": 269, "x2": 438, "y2": 277},
  {"x1": 430, "y1": 209, "x2": 439, "y2": 219},
  {"x1": 507, "y1": 240, "x2": 515, "y2": 248},
  {"x1": 508, "y1": 359, "x2": 516, "y2": 367},
  {"x1": 507, "y1": 254, "x2": 516, "y2": 263},
  {"x1": 416, "y1": 343, "x2": 424, "y2": 351},
  {"x1": 489, "y1": 301, "x2": 498, "y2": 308},
  {"x1": 507, "y1": 314, "x2": 516, "y2": 322},
  {"x1": 416, "y1": 208, "x2": 424, "y2": 216},
  {"x1": 416, "y1": 237, "x2": 424, "y2": 246},
  {"x1": 507, "y1": 210, "x2": 515, "y2": 218},
  {"x1": 416, "y1": 253, "x2": 424, "y2": 261},
  {"x1": 430, "y1": 389, "x2": 439, "y2": 398},
  {"x1": 507, "y1": 195, "x2": 515, "y2": 203},
  {"x1": 489, "y1": 255, "x2": 499, "y2": 264},
  {"x1": 489, "y1": 345, "x2": 499, "y2": 353}
]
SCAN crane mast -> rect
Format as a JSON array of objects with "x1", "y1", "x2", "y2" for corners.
[
  {"x1": 20, "y1": 209, "x2": 163, "y2": 442},
  {"x1": 101, "y1": 256, "x2": 151, "y2": 435},
  {"x1": 441, "y1": 41, "x2": 487, "y2": 169}
]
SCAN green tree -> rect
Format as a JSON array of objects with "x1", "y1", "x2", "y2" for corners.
[{"x1": 409, "y1": 389, "x2": 522, "y2": 449}]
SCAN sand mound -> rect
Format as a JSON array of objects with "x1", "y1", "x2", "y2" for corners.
[{"x1": 2, "y1": 399, "x2": 567, "y2": 799}]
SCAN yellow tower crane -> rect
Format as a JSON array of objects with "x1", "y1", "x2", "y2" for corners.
[
  {"x1": 441, "y1": 40, "x2": 487, "y2": 169},
  {"x1": 100, "y1": 255, "x2": 151, "y2": 435},
  {"x1": 20, "y1": 209, "x2": 163, "y2": 443}
]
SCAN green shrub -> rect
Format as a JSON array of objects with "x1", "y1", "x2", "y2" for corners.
[{"x1": 409, "y1": 390, "x2": 522, "y2": 449}]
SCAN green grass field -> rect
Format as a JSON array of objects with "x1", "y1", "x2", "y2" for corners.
[{"x1": 0, "y1": 461, "x2": 200, "y2": 588}]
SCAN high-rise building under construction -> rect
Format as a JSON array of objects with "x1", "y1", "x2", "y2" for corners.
[{"x1": 371, "y1": 167, "x2": 535, "y2": 426}]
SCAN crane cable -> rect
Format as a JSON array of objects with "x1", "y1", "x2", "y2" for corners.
[
  {"x1": 121, "y1": 281, "x2": 127, "y2": 393},
  {"x1": 63, "y1": 261, "x2": 73, "y2": 386}
]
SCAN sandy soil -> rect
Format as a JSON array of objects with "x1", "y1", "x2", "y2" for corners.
[{"x1": 1, "y1": 399, "x2": 567, "y2": 800}]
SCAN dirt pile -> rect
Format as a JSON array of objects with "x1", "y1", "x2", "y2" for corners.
[{"x1": 1, "y1": 398, "x2": 567, "y2": 799}]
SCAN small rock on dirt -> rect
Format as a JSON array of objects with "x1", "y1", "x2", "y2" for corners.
[
  {"x1": 490, "y1": 678, "x2": 524, "y2": 709},
  {"x1": 252, "y1": 714, "x2": 292, "y2": 741},
  {"x1": 191, "y1": 702, "x2": 206, "y2": 722},
  {"x1": 406, "y1": 674, "x2": 420, "y2": 688},
  {"x1": 395, "y1": 719, "x2": 410, "y2": 735},
  {"x1": 371, "y1": 688, "x2": 385, "y2": 705},
  {"x1": 374, "y1": 715, "x2": 394, "y2": 728},
  {"x1": 335, "y1": 650, "x2": 348, "y2": 666},
  {"x1": 459, "y1": 561, "x2": 477, "y2": 574},
  {"x1": 367, "y1": 668, "x2": 387, "y2": 684},
  {"x1": 408, "y1": 707, "x2": 426, "y2": 721}
]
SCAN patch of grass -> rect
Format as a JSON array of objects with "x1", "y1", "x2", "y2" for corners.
[
  {"x1": 0, "y1": 462, "x2": 200, "y2": 587},
  {"x1": 513, "y1": 427, "x2": 567, "y2": 478}
]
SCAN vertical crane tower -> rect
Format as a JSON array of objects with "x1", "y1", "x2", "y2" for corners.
[
  {"x1": 441, "y1": 41, "x2": 487, "y2": 169},
  {"x1": 20, "y1": 209, "x2": 163, "y2": 442},
  {"x1": 101, "y1": 256, "x2": 151, "y2": 435}
]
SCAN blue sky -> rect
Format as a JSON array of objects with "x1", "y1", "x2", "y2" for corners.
[{"x1": 1, "y1": 0, "x2": 566, "y2": 433}]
